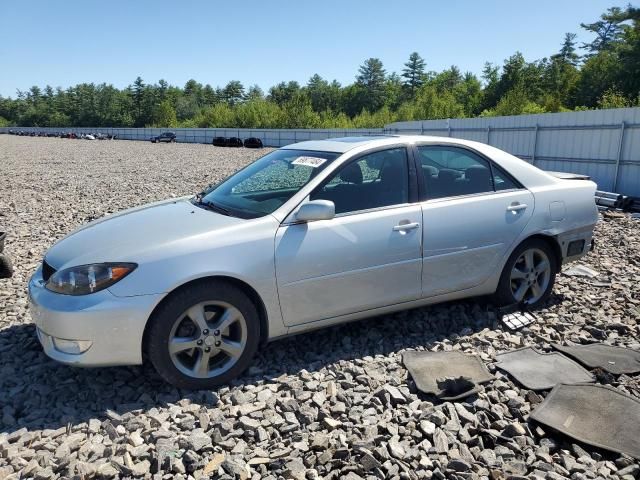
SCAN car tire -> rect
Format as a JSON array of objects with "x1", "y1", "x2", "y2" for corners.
[
  {"x1": 494, "y1": 238, "x2": 557, "y2": 309},
  {"x1": 146, "y1": 280, "x2": 260, "y2": 389}
]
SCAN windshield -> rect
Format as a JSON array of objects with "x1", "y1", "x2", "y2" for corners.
[{"x1": 198, "y1": 149, "x2": 339, "y2": 218}]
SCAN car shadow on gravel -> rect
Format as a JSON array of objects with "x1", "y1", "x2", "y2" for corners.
[{"x1": 0, "y1": 294, "x2": 565, "y2": 435}]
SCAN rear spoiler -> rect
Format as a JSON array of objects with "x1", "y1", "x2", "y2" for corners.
[
  {"x1": 545, "y1": 171, "x2": 591, "y2": 181},
  {"x1": 543, "y1": 172, "x2": 640, "y2": 213}
]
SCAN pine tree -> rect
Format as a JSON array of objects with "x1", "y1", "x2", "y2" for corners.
[
  {"x1": 132, "y1": 76, "x2": 145, "y2": 127},
  {"x1": 557, "y1": 33, "x2": 580, "y2": 66},
  {"x1": 223, "y1": 81, "x2": 245, "y2": 105},
  {"x1": 356, "y1": 58, "x2": 387, "y2": 111},
  {"x1": 581, "y1": 7, "x2": 626, "y2": 55},
  {"x1": 401, "y1": 52, "x2": 426, "y2": 95}
]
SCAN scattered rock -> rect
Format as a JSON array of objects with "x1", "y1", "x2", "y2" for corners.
[{"x1": 0, "y1": 137, "x2": 637, "y2": 480}]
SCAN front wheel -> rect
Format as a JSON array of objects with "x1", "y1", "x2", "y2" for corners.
[
  {"x1": 146, "y1": 281, "x2": 260, "y2": 389},
  {"x1": 494, "y1": 239, "x2": 557, "y2": 309}
]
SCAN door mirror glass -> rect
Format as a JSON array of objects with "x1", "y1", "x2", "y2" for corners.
[{"x1": 295, "y1": 200, "x2": 335, "y2": 222}]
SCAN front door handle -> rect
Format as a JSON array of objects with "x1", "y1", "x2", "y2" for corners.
[
  {"x1": 507, "y1": 203, "x2": 528, "y2": 212},
  {"x1": 393, "y1": 222, "x2": 420, "y2": 231}
]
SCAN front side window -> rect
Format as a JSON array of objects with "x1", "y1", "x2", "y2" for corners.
[
  {"x1": 418, "y1": 146, "x2": 495, "y2": 199},
  {"x1": 200, "y1": 149, "x2": 339, "y2": 218},
  {"x1": 311, "y1": 147, "x2": 409, "y2": 215}
]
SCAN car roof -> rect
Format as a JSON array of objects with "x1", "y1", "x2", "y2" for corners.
[
  {"x1": 282, "y1": 135, "x2": 480, "y2": 153},
  {"x1": 282, "y1": 135, "x2": 561, "y2": 188}
]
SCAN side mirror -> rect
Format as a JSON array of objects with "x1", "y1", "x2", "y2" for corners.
[{"x1": 295, "y1": 200, "x2": 335, "y2": 222}]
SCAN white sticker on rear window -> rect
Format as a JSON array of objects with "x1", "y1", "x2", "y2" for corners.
[{"x1": 292, "y1": 156, "x2": 327, "y2": 168}]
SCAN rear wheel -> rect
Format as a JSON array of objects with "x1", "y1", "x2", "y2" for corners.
[
  {"x1": 494, "y1": 239, "x2": 557, "y2": 309},
  {"x1": 146, "y1": 281, "x2": 260, "y2": 389}
]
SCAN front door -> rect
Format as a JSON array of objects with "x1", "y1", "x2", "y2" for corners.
[{"x1": 275, "y1": 147, "x2": 423, "y2": 326}]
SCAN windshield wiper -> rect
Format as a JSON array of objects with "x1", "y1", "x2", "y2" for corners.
[{"x1": 193, "y1": 197, "x2": 231, "y2": 216}]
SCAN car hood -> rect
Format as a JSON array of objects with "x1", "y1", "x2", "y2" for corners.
[{"x1": 45, "y1": 197, "x2": 249, "y2": 269}]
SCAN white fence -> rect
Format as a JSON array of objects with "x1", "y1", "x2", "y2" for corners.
[{"x1": 3, "y1": 107, "x2": 640, "y2": 196}]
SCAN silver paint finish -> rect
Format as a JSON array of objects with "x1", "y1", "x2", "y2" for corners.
[
  {"x1": 29, "y1": 135, "x2": 598, "y2": 368},
  {"x1": 29, "y1": 266, "x2": 162, "y2": 366},
  {"x1": 421, "y1": 189, "x2": 534, "y2": 297},
  {"x1": 275, "y1": 204, "x2": 422, "y2": 325}
]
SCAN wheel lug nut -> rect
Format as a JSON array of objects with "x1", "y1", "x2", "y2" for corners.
[
  {"x1": 203, "y1": 329, "x2": 209, "y2": 335},
  {"x1": 214, "y1": 330, "x2": 220, "y2": 336},
  {"x1": 205, "y1": 347, "x2": 211, "y2": 352},
  {"x1": 215, "y1": 341, "x2": 221, "y2": 347},
  {"x1": 197, "y1": 340, "x2": 203, "y2": 345}
]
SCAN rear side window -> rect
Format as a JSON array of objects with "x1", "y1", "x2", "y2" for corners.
[
  {"x1": 418, "y1": 146, "x2": 520, "y2": 199},
  {"x1": 492, "y1": 164, "x2": 520, "y2": 191}
]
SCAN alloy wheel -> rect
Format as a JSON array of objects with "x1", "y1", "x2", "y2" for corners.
[
  {"x1": 168, "y1": 301, "x2": 247, "y2": 378},
  {"x1": 509, "y1": 248, "x2": 551, "y2": 304}
]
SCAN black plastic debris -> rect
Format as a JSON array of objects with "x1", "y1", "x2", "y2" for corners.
[
  {"x1": 227, "y1": 137, "x2": 244, "y2": 147},
  {"x1": 243, "y1": 137, "x2": 264, "y2": 148}
]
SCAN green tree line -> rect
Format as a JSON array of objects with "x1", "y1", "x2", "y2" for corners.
[{"x1": 1, "y1": 5, "x2": 638, "y2": 129}]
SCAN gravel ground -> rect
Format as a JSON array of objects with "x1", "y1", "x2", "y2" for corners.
[{"x1": 0, "y1": 135, "x2": 639, "y2": 480}]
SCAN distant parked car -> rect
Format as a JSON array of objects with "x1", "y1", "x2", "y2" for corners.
[
  {"x1": 30, "y1": 136, "x2": 597, "y2": 389},
  {"x1": 151, "y1": 132, "x2": 177, "y2": 143}
]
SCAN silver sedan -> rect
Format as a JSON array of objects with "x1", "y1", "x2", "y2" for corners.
[{"x1": 29, "y1": 136, "x2": 598, "y2": 388}]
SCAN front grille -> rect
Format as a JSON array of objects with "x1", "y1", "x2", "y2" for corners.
[{"x1": 42, "y1": 260, "x2": 56, "y2": 282}]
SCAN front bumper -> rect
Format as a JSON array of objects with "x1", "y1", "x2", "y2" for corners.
[{"x1": 28, "y1": 266, "x2": 163, "y2": 367}]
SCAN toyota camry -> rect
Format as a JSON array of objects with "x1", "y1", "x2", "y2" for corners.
[{"x1": 29, "y1": 136, "x2": 598, "y2": 388}]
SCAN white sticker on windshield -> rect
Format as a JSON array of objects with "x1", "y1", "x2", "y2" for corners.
[{"x1": 292, "y1": 156, "x2": 327, "y2": 168}]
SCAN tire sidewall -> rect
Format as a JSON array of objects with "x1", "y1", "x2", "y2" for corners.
[
  {"x1": 147, "y1": 281, "x2": 260, "y2": 389},
  {"x1": 495, "y1": 239, "x2": 558, "y2": 309}
]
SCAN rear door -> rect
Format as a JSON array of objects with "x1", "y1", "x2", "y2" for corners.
[
  {"x1": 415, "y1": 144, "x2": 534, "y2": 297},
  {"x1": 275, "y1": 146, "x2": 423, "y2": 326}
]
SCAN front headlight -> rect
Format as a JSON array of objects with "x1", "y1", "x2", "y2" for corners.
[{"x1": 45, "y1": 263, "x2": 137, "y2": 295}]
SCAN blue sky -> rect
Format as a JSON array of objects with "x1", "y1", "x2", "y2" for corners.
[{"x1": 0, "y1": 0, "x2": 621, "y2": 98}]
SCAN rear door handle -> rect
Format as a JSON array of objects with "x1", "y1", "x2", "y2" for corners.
[
  {"x1": 507, "y1": 203, "x2": 528, "y2": 212},
  {"x1": 393, "y1": 222, "x2": 420, "y2": 231}
]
